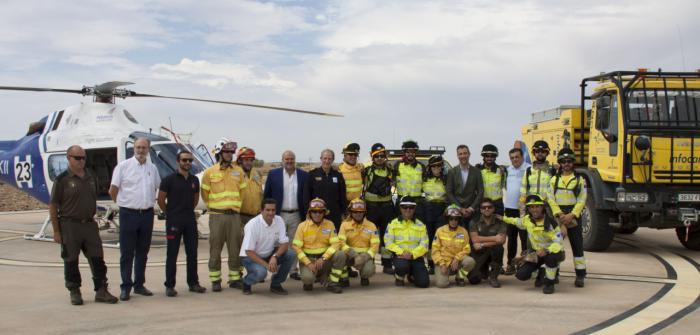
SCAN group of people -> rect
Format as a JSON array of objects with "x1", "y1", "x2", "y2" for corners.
[{"x1": 49, "y1": 137, "x2": 588, "y2": 306}]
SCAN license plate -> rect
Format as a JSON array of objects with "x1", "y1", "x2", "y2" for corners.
[{"x1": 678, "y1": 194, "x2": 700, "y2": 202}]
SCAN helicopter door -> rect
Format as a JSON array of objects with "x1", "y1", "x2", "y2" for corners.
[
  {"x1": 85, "y1": 148, "x2": 118, "y2": 200},
  {"x1": 195, "y1": 143, "x2": 214, "y2": 166}
]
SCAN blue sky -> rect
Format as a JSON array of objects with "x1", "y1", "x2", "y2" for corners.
[{"x1": 1, "y1": 0, "x2": 699, "y2": 164}]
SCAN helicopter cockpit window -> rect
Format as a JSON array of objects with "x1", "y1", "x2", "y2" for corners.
[
  {"x1": 150, "y1": 143, "x2": 205, "y2": 178},
  {"x1": 125, "y1": 141, "x2": 134, "y2": 159},
  {"x1": 48, "y1": 154, "x2": 68, "y2": 181},
  {"x1": 123, "y1": 110, "x2": 138, "y2": 124}
]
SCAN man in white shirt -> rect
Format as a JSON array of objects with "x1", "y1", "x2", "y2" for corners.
[
  {"x1": 240, "y1": 198, "x2": 296, "y2": 295},
  {"x1": 109, "y1": 138, "x2": 161, "y2": 301},
  {"x1": 503, "y1": 147, "x2": 530, "y2": 275}
]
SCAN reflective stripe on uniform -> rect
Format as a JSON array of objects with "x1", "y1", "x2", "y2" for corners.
[{"x1": 574, "y1": 257, "x2": 586, "y2": 270}]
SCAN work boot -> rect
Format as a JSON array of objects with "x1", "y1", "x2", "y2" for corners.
[
  {"x1": 212, "y1": 281, "x2": 222, "y2": 292},
  {"x1": 504, "y1": 264, "x2": 516, "y2": 276},
  {"x1": 189, "y1": 284, "x2": 207, "y2": 293},
  {"x1": 270, "y1": 285, "x2": 288, "y2": 295},
  {"x1": 133, "y1": 286, "x2": 153, "y2": 296},
  {"x1": 228, "y1": 280, "x2": 243, "y2": 289},
  {"x1": 575, "y1": 275, "x2": 585, "y2": 288},
  {"x1": 326, "y1": 284, "x2": 343, "y2": 294},
  {"x1": 360, "y1": 278, "x2": 370, "y2": 286},
  {"x1": 120, "y1": 288, "x2": 130, "y2": 301},
  {"x1": 455, "y1": 278, "x2": 466, "y2": 287},
  {"x1": 165, "y1": 287, "x2": 178, "y2": 297},
  {"x1": 348, "y1": 269, "x2": 359, "y2": 278},
  {"x1": 543, "y1": 279, "x2": 555, "y2": 294},
  {"x1": 534, "y1": 268, "x2": 545, "y2": 287},
  {"x1": 489, "y1": 268, "x2": 501, "y2": 288},
  {"x1": 69, "y1": 288, "x2": 83, "y2": 306},
  {"x1": 242, "y1": 283, "x2": 252, "y2": 295},
  {"x1": 289, "y1": 273, "x2": 302, "y2": 281},
  {"x1": 95, "y1": 285, "x2": 118, "y2": 304},
  {"x1": 340, "y1": 278, "x2": 350, "y2": 288},
  {"x1": 303, "y1": 284, "x2": 313, "y2": 291},
  {"x1": 383, "y1": 266, "x2": 395, "y2": 275}
]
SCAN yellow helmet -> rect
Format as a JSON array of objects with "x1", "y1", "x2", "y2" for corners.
[
  {"x1": 308, "y1": 198, "x2": 330, "y2": 215},
  {"x1": 348, "y1": 198, "x2": 367, "y2": 212}
]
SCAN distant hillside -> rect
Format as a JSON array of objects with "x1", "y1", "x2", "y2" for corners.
[{"x1": 0, "y1": 182, "x2": 48, "y2": 212}]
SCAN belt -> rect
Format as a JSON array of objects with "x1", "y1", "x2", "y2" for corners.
[
  {"x1": 120, "y1": 207, "x2": 154, "y2": 214},
  {"x1": 281, "y1": 209, "x2": 299, "y2": 213},
  {"x1": 61, "y1": 218, "x2": 95, "y2": 224},
  {"x1": 209, "y1": 209, "x2": 239, "y2": 215}
]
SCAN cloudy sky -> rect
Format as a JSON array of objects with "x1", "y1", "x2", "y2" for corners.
[{"x1": 1, "y1": 0, "x2": 698, "y2": 164}]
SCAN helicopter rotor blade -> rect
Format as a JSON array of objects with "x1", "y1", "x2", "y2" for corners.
[
  {"x1": 95, "y1": 81, "x2": 134, "y2": 95},
  {"x1": 130, "y1": 93, "x2": 343, "y2": 118},
  {"x1": 0, "y1": 86, "x2": 85, "y2": 95}
]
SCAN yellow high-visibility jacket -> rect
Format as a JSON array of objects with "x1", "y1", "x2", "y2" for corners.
[
  {"x1": 238, "y1": 167, "x2": 263, "y2": 216},
  {"x1": 338, "y1": 218, "x2": 380, "y2": 258},
  {"x1": 384, "y1": 218, "x2": 429, "y2": 259},
  {"x1": 431, "y1": 225, "x2": 471, "y2": 266},
  {"x1": 201, "y1": 163, "x2": 247, "y2": 212},
  {"x1": 549, "y1": 173, "x2": 587, "y2": 218},
  {"x1": 292, "y1": 219, "x2": 339, "y2": 266},
  {"x1": 339, "y1": 162, "x2": 363, "y2": 202},
  {"x1": 503, "y1": 215, "x2": 563, "y2": 254}
]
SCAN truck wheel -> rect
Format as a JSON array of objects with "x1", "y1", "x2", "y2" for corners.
[
  {"x1": 676, "y1": 226, "x2": 700, "y2": 250},
  {"x1": 581, "y1": 196, "x2": 615, "y2": 251}
]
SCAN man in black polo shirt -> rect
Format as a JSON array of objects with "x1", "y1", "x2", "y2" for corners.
[
  {"x1": 468, "y1": 198, "x2": 507, "y2": 288},
  {"x1": 157, "y1": 150, "x2": 207, "y2": 297},
  {"x1": 50, "y1": 145, "x2": 118, "y2": 305}
]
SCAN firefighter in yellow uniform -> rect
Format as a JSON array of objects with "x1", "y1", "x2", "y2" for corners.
[
  {"x1": 236, "y1": 147, "x2": 263, "y2": 225},
  {"x1": 394, "y1": 139, "x2": 425, "y2": 222},
  {"x1": 385, "y1": 196, "x2": 430, "y2": 288},
  {"x1": 338, "y1": 198, "x2": 380, "y2": 287},
  {"x1": 501, "y1": 194, "x2": 565, "y2": 294},
  {"x1": 338, "y1": 143, "x2": 364, "y2": 203},
  {"x1": 422, "y1": 155, "x2": 447, "y2": 274},
  {"x1": 201, "y1": 140, "x2": 247, "y2": 292},
  {"x1": 432, "y1": 205, "x2": 476, "y2": 288},
  {"x1": 477, "y1": 144, "x2": 506, "y2": 215},
  {"x1": 292, "y1": 198, "x2": 346, "y2": 294},
  {"x1": 520, "y1": 140, "x2": 557, "y2": 207},
  {"x1": 549, "y1": 148, "x2": 587, "y2": 288}
]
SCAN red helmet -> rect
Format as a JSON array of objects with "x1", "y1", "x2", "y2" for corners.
[{"x1": 237, "y1": 147, "x2": 256, "y2": 161}]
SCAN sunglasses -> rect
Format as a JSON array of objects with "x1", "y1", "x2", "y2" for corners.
[
  {"x1": 560, "y1": 159, "x2": 574, "y2": 164},
  {"x1": 400, "y1": 205, "x2": 416, "y2": 210},
  {"x1": 533, "y1": 149, "x2": 549, "y2": 154},
  {"x1": 448, "y1": 217, "x2": 460, "y2": 221},
  {"x1": 221, "y1": 150, "x2": 236, "y2": 154},
  {"x1": 346, "y1": 153, "x2": 358, "y2": 157},
  {"x1": 180, "y1": 158, "x2": 194, "y2": 163},
  {"x1": 309, "y1": 210, "x2": 325, "y2": 214},
  {"x1": 70, "y1": 156, "x2": 86, "y2": 161},
  {"x1": 374, "y1": 154, "x2": 386, "y2": 159},
  {"x1": 482, "y1": 154, "x2": 497, "y2": 158},
  {"x1": 481, "y1": 205, "x2": 494, "y2": 210},
  {"x1": 405, "y1": 149, "x2": 418, "y2": 154}
]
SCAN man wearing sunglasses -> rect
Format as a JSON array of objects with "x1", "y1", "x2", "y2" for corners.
[
  {"x1": 549, "y1": 148, "x2": 588, "y2": 288},
  {"x1": 292, "y1": 198, "x2": 346, "y2": 293},
  {"x1": 157, "y1": 151, "x2": 207, "y2": 297},
  {"x1": 362, "y1": 143, "x2": 396, "y2": 275},
  {"x1": 476, "y1": 144, "x2": 506, "y2": 215},
  {"x1": 51, "y1": 145, "x2": 118, "y2": 305},
  {"x1": 109, "y1": 137, "x2": 161, "y2": 301},
  {"x1": 385, "y1": 196, "x2": 430, "y2": 288},
  {"x1": 201, "y1": 140, "x2": 248, "y2": 292},
  {"x1": 393, "y1": 139, "x2": 425, "y2": 223},
  {"x1": 519, "y1": 140, "x2": 556, "y2": 208},
  {"x1": 468, "y1": 198, "x2": 507, "y2": 288},
  {"x1": 339, "y1": 142, "x2": 364, "y2": 204}
]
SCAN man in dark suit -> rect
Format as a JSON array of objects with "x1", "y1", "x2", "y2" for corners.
[
  {"x1": 446, "y1": 145, "x2": 484, "y2": 228},
  {"x1": 264, "y1": 150, "x2": 309, "y2": 280}
]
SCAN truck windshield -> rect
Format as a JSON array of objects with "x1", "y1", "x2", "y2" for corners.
[{"x1": 627, "y1": 89, "x2": 700, "y2": 128}]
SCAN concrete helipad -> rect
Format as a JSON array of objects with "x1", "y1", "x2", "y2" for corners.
[{"x1": 0, "y1": 211, "x2": 698, "y2": 335}]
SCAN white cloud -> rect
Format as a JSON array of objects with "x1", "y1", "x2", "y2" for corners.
[{"x1": 150, "y1": 58, "x2": 297, "y2": 89}]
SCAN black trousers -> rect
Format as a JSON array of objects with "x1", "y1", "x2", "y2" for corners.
[
  {"x1": 468, "y1": 245, "x2": 504, "y2": 283},
  {"x1": 60, "y1": 219, "x2": 108, "y2": 291},
  {"x1": 424, "y1": 201, "x2": 447, "y2": 248},
  {"x1": 505, "y1": 208, "x2": 528, "y2": 263},
  {"x1": 515, "y1": 252, "x2": 562, "y2": 282},
  {"x1": 392, "y1": 256, "x2": 429, "y2": 288},
  {"x1": 367, "y1": 201, "x2": 395, "y2": 267},
  {"x1": 164, "y1": 221, "x2": 200, "y2": 288}
]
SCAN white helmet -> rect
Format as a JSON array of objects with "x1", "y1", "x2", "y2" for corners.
[{"x1": 212, "y1": 137, "x2": 234, "y2": 155}]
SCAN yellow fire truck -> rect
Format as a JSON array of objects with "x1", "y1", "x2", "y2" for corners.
[{"x1": 521, "y1": 70, "x2": 700, "y2": 251}]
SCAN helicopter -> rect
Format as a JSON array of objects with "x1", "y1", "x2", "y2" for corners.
[{"x1": 0, "y1": 81, "x2": 341, "y2": 245}]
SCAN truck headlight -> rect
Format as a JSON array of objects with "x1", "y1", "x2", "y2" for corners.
[{"x1": 617, "y1": 192, "x2": 649, "y2": 203}]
